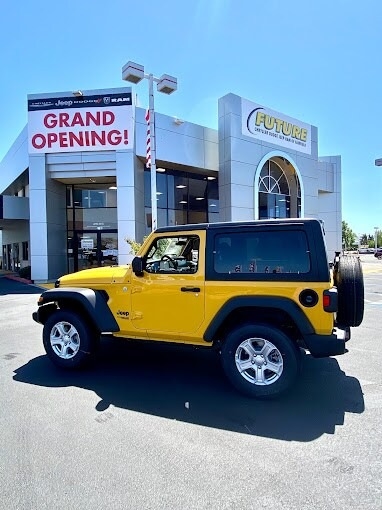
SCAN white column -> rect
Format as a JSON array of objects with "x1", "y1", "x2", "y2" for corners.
[
  {"x1": 29, "y1": 154, "x2": 49, "y2": 281},
  {"x1": 116, "y1": 151, "x2": 141, "y2": 264}
]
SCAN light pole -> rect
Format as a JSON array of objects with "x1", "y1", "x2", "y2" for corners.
[
  {"x1": 374, "y1": 160, "x2": 381, "y2": 251},
  {"x1": 122, "y1": 61, "x2": 177, "y2": 231}
]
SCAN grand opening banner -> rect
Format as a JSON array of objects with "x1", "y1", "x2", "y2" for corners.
[{"x1": 28, "y1": 91, "x2": 134, "y2": 154}]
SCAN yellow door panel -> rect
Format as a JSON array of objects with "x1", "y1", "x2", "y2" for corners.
[
  {"x1": 130, "y1": 230, "x2": 206, "y2": 340},
  {"x1": 131, "y1": 272, "x2": 205, "y2": 335}
]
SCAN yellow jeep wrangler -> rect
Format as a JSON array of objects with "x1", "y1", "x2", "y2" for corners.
[{"x1": 33, "y1": 219, "x2": 364, "y2": 399}]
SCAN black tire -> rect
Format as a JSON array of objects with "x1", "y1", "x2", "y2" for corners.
[
  {"x1": 220, "y1": 324, "x2": 300, "y2": 399},
  {"x1": 43, "y1": 310, "x2": 97, "y2": 369},
  {"x1": 335, "y1": 256, "x2": 364, "y2": 327}
]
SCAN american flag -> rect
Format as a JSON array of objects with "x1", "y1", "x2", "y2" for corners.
[{"x1": 145, "y1": 109, "x2": 151, "y2": 168}]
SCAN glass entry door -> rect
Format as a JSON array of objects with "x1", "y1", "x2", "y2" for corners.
[{"x1": 73, "y1": 231, "x2": 118, "y2": 272}]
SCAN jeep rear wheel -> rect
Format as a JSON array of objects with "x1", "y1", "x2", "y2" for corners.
[
  {"x1": 220, "y1": 324, "x2": 300, "y2": 399},
  {"x1": 43, "y1": 310, "x2": 97, "y2": 369}
]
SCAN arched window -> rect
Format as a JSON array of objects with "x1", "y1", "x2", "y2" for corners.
[
  {"x1": 258, "y1": 159, "x2": 301, "y2": 219},
  {"x1": 259, "y1": 160, "x2": 290, "y2": 195}
]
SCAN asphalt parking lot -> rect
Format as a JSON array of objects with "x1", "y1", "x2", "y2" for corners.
[{"x1": 0, "y1": 257, "x2": 381, "y2": 510}]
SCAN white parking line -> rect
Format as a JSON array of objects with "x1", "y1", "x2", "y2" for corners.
[{"x1": 351, "y1": 348, "x2": 378, "y2": 355}]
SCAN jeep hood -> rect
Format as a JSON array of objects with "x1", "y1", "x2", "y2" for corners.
[{"x1": 58, "y1": 265, "x2": 130, "y2": 286}]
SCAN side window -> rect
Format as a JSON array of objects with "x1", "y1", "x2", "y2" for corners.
[
  {"x1": 214, "y1": 236, "x2": 241, "y2": 274},
  {"x1": 213, "y1": 231, "x2": 310, "y2": 274},
  {"x1": 145, "y1": 235, "x2": 200, "y2": 274}
]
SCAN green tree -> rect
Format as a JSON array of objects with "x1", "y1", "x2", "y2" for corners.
[
  {"x1": 365, "y1": 232, "x2": 382, "y2": 249},
  {"x1": 342, "y1": 221, "x2": 356, "y2": 250},
  {"x1": 373, "y1": 230, "x2": 382, "y2": 249}
]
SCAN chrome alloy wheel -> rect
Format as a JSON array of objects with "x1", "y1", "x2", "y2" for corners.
[
  {"x1": 50, "y1": 321, "x2": 80, "y2": 359},
  {"x1": 235, "y1": 337, "x2": 283, "y2": 386}
]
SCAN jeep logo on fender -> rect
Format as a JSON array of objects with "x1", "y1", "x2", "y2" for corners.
[{"x1": 116, "y1": 310, "x2": 129, "y2": 319}]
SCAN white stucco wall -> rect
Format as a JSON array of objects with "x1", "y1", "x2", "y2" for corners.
[{"x1": 0, "y1": 127, "x2": 29, "y2": 194}]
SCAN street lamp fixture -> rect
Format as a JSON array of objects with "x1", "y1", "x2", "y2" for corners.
[
  {"x1": 157, "y1": 74, "x2": 177, "y2": 95},
  {"x1": 122, "y1": 61, "x2": 178, "y2": 230},
  {"x1": 122, "y1": 62, "x2": 145, "y2": 84},
  {"x1": 375, "y1": 158, "x2": 382, "y2": 166}
]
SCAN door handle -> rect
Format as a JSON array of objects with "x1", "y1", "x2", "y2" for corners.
[{"x1": 181, "y1": 287, "x2": 201, "y2": 292}]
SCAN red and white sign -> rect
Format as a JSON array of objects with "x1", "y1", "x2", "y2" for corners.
[{"x1": 28, "y1": 92, "x2": 134, "y2": 154}]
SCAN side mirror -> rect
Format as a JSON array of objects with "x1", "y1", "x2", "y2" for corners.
[{"x1": 132, "y1": 256, "x2": 144, "y2": 276}]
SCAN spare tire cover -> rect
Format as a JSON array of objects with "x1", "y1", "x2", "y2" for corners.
[{"x1": 335, "y1": 256, "x2": 364, "y2": 327}]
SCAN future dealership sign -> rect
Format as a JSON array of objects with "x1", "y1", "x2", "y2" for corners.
[
  {"x1": 241, "y1": 99, "x2": 311, "y2": 155},
  {"x1": 27, "y1": 91, "x2": 134, "y2": 154}
]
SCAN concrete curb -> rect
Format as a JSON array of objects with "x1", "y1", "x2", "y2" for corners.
[{"x1": 4, "y1": 274, "x2": 34, "y2": 285}]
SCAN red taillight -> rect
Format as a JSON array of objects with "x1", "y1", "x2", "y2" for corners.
[
  {"x1": 323, "y1": 294, "x2": 331, "y2": 308},
  {"x1": 323, "y1": 288, "x2": 338, "y2": 312}
]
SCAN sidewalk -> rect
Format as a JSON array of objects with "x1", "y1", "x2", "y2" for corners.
[{"x1": 0, "y1": 270, "x2": 55, "y2": 289}]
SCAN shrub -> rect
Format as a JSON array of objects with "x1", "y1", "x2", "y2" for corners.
[
  {"x1": 125, "y1": 236, "x2": 148, "y2": 255},
  {"x1": 18, "y1": 266, "x2": 31, "y2": 280},
  {"x1": 125, "y1": 238, "x2": 143, "y2": 255}
]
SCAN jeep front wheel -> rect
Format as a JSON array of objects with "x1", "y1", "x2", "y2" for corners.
[
  {"x1": 43, "y1": 310, "x2": 97, "y2": 369},
  {"x1": 220, "y1": 324, "x2": 300, "y2": 399}
]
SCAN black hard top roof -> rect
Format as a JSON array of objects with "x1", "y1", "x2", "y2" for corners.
[{"x1": 155, "y1": 218, "x2": 322, "y2": 233}]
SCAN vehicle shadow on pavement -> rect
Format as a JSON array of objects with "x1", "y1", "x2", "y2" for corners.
[{"x1": 13, "y1": 339, "x2": 365, "y2": 442}]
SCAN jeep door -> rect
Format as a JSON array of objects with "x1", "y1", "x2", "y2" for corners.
[{"x1": 130, "y1": 231, "x2": 205, "y2": 340}]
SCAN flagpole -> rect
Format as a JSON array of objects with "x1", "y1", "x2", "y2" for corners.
[{"x1": 148, "y1": 74, "x2": 157, "y2": 231}]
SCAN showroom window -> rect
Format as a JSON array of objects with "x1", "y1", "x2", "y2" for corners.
[
  {"x1": 144, "y1": 168, "x2": 219, "y2": 235},
  {"x1": 22, "y1": 241, "x2": 29, "y2": 261},
  {"x1": 66, "y1": 184, "x2": 118, "y2": 231}
]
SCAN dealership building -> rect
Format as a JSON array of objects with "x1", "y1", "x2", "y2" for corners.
[{"x1": 0, "y1": 86, "x2": 342, "y2": 282}]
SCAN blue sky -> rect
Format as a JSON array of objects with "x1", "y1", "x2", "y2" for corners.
[{"x1": 0, "y1": 0, "x2": 381, "y2": 236}]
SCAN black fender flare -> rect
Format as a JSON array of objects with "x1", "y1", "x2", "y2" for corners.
[
  {"x1": 203, "y1": 296, "x2": 314, "y2": 342},
  {"x1": 33, "y1": 287, "x2": 120, "y2": 333}
]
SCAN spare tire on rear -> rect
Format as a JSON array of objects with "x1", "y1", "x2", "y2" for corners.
[{"x1": 334, "y1": 255, "x2": 364, "y2": 327}]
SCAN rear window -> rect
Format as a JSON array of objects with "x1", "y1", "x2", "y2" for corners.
[{"x1": 213, "y1": 230, "x2": 311, "y2": 275}]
